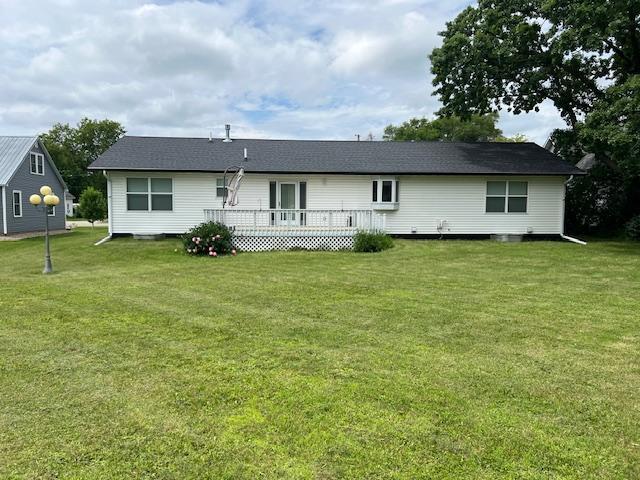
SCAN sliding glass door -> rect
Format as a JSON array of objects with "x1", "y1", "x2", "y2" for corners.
[{"x1": 279, "y1": 183, "x2": 296, "y2": 225}]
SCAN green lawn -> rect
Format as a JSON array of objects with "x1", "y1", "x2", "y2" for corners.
[{"x1": 1, "y1": 229, "x2": 639, "y2": 479}]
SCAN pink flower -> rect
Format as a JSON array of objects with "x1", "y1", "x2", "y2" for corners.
[
  {"x1": 215, "y1": 234, "x2": 221, "y2": 239},
  {"x1": 231, "y1": 249, "x2": 237, "y2": 256},
  {"x1": 212, "y1": 251, "x2": 218, "y2": 257},
  {"x1": 209, "y1": 246, "x2": 213, "y2": 251},
  {"x1": 191, "y1": 237, "x2": 196, "y2": 242},
  {"x1": 209, "y1": 251, "x2": 214, "y2": 256}
]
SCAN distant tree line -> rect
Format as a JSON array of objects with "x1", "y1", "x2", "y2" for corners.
[
  {"x1": 384, "y1": 112, "x2": 527, "y2": 142},
  {"x1": 41, "y1": 118, "x2": 125, "y2": 199}
]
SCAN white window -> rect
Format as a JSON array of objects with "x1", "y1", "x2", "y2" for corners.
[
  {"x1": 12, "y1": 191, "x2": 22, "y2": 217},
  {"x1": 216, "y1": 178, "x2": 227, "y2": 198},
  {"x1": 486, "y1": 181, "x2": 528, "y2": 213},
  {"x1": 126, "y1": 178, "x2": 173, "y2": 211},
  {"x1": 372, "y1": 179, "x2": 399, "y2": 203},
  {"x1": 30, "y1": 153, "x2": 44, "y2": 175}
]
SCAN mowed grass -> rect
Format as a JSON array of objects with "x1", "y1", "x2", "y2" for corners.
[{"x1": 1, "y1": 229, "x2": 639, "y2": 479}]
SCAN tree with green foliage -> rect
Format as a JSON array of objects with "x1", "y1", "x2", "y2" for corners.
[
  {"x1": 430, "y1": 0, "x2": 640, "y2": 233},
  {"x1": 563, "y1": 76, "x2": 640, "y2": 231},
  {"x1": 495, "y1": 133, "x2": 529, "y2": 143},
  {"x1": 78, "y1": 187, "x2": 107, "y2": 228},
  {"x1": 384, "y1": 113, "x2": 525, "y2": 142},
  {"x1": 430, "y1": 0, "x2": 639, "y2": 127},
  {"x1": 579, "y1": 76, "x2": 640, "y2": 179},
  {"x1": 42, "y1": 118, "x2": 125, "y2": 198}
]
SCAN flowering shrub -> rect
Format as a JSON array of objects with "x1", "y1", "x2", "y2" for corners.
[{"x1": 182, "y1": 222, "x2": 236, "y2": 257}]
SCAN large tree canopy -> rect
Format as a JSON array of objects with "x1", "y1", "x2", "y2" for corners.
[
  {"x1": 430, "y1": 0, "x2": 640, "y2": 127},
  {"x1": 430, "y1": 0, "x2": 640, "y2": 233},
  {"x1": 579, "y1": 76, "x2": 640, "y2": 178},
  {"x1": 383, "y1": 113, "x2": 525, "y2": 142},
  {"x1": 563, "y1": 76, "x2": 640, "y2": 231},
  {"x1": 42, "y1": 118, "x2": 125, "y2": 198}
]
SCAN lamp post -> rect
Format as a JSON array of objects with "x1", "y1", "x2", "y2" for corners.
[{"x1": 29, "y1": 185, "x2": 60, "y2": 274}]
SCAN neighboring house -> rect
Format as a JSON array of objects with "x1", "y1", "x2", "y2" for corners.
[
  {"x1": 575, "y1": 153, "x2": 597, "y2": 171},
  {"x1": 89, "y1": 132, "x2": 583, "y2": 250},
  {"x1": 65, "y1": 191, "x2": 76, "y2": 217},
  {"x1": 543, "y1": 134, "x2": 595, "y2": 171},
  {"x1": 0, "y1": 136, "x2": 67, "y2": 235}
]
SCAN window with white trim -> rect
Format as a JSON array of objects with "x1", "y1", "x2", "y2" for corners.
[
  {"x1": 126, "y1": 178, "x2": 173, "y2": 211},
  {"x1": 47, "y1": 205, "x2": 55, "y2": 216},
  {"x1": 216, "y1": 178, "x2": 227, "y2": 198},
  {"x1": 372, "y1": 179, "x2": 399, "y2": 203},
  {"x1": 12, "y1": 191, "x2": 22, "y2": 217},
  {"x1": 30, "y1": 153, "x2": 44, "y2": 175},
  {"x1": 486, "y1": 181, "x2": 528, "y2": 213}
]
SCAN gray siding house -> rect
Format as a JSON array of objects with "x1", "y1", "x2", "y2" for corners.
[{"x1": 1, "y1": 136, "x2": 67, "y2": 235}]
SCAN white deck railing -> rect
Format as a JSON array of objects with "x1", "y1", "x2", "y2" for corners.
[{"x1": 203, "y1": 209, "x2": 384, "y2": 237}]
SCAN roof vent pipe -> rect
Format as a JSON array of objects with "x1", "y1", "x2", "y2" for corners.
[
  {"x1": 208, "y1": 131, "x2": 212, "y2": 142},
  {"x1": 223, "y1": 124, "x2": 232, "y2": 142},
  {"x1": 244, "y1": 147, "x2": 248, "y2": 161}
]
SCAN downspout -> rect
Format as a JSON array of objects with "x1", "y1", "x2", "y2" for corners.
[
  {"x1": 560, "y1": 175, "x2": 587, "y2": 245},
  {"x1": 1, "y1": 185, "x2": 7, "y2": 235},
  {"x1": 106, "y1": 170, "x2": 113, "y2": 235},
  {"x1": 94, "y1": 170, "x2": 112, "y2": 246}
]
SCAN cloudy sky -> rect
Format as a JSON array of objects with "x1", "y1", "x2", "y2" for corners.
[{"x1": 0, "y1": 0, "x2": 565, "y2": 143}]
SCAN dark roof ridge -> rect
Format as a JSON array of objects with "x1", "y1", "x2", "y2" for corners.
[{"x1": 120, "y1": 134, "x2": 540, "y2": 146}]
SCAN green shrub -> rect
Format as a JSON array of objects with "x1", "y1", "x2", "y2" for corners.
[
  {"x1": 182, "y1": 222, "x2": 235, "y2": 257},
  {"x1": 353, "y1": 230, "x2": 394, "y2": 252},
  {"x1": 78, "y1": 187, "x2": 107, "y2": 227},
  {"x1": 625, "y1": 215, "x2": 640, "y2": 240}
]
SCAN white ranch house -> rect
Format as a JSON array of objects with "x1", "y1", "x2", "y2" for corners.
[{"x1": 89, "y1": 132, "x2": 583, "y2": 250}]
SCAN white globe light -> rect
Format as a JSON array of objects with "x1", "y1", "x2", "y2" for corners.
[
  {"x1": 29, "y1": 194, "x2": 42, "y2": 205},
  {"x1": 40, "y1": 185, "x2": 52, "y2": 196},
  {"x1": 43, "y1": 194, "x2": 57, "y2": 206}
]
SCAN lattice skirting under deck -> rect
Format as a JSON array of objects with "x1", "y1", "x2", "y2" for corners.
[{"x1": 233, "y1": 235, "x2": 354, "y2": 252}]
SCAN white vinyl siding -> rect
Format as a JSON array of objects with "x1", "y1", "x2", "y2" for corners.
[
  {"x1": 113, "y1": 173, "x2": 220, "y2": 234},
  {"x1": 108, "y1": 172, "x2": 565, "y2": 235},
  {"x1": 383, "y1": 176, "x2": 562, "y2": 235}
]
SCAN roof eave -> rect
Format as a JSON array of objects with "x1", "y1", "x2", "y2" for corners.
[{"x1": 88, "y1": 166, "x2": 584, "y2": 176}]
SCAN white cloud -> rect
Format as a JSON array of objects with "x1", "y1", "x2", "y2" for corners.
[{"x1": 0, "y1": 0, "x2": 563, "y2": 143}]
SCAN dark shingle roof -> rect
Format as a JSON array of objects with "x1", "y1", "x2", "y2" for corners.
[{"x1": 89, "y1": 136, "x2": 584, "y2": 176}]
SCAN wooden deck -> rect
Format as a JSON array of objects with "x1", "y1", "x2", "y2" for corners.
[{"x1": 203, "y1": 209, "x2": 384, "y2": 238}]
